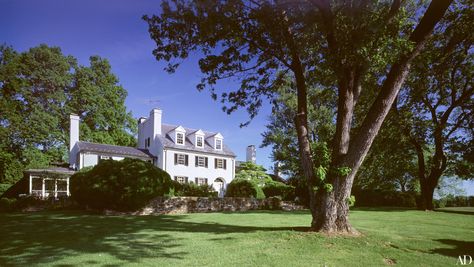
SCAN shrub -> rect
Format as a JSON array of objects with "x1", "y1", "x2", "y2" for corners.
[
  {"x1": 262, "y1": 181, "x2": 295, "y2": 200},
  {"x1": 434, "y1": 195, "x2": 471, "y2": 208},
  {"x1": 0, "y1": 178, "x2": 29, "y2": 199},
  {"x1": 225, "y1": 179, "x2": 265, "y2": 199},
  {"x1": 70, "y1": 158, "x2": 172, "y2": 211},
  {"x1": 352, "y1": 189, "x2": 417, "y2": 207},
  {"x1": 0, "y1": 198, "x2": 17, "y2": 212},
  {"x1": 287, "y1": 176, "x2": 310, "y2": 207},
  {"x1": 171, "y1": 181, "x2": 218, "y2": 197},
  {"x1": 0, "y1": 183, "x2": 12, "y2": 197}
]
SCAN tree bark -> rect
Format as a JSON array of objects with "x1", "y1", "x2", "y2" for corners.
[{"x1": 310, "y1": 0, "x2": 453, "y2": 234}]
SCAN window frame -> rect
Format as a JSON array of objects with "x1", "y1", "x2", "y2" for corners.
[
  {"x1": 215, "y1": 158, "x2": 227, "y2": 169},
  {"x1": 195, "y1": 156, "x2": 208, "y2": 168},
  {"x1": 176, "y1": 132, "x2": 185, "y2": 145},
  {"x1": 175, "y1": 153, "x2": 188, "y2": 165},
  {"x1": 174, "y1": 176, "x2": 188, "y2": 184},
  {"x1": 215, "y1": 138, "x2": 222, "y2": 150},
  {"x1": 195, "y1": 177, "x2": 208, "y2": 186},
  {"x1": 196, "y1": 135, "x2": 204, "y2": 148}
]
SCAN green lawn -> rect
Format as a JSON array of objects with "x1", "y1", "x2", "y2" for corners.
[
  {"x1": 0, "y1": 208, "x2": 473, "y2": 266},
  {"x1": 435, "y1": 206, "x2": 474, "y2": 215}
]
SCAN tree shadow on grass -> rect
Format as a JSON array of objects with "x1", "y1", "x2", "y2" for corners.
[
  {"x1": 0, "y1": 211, "x2": 308, "y2": 265},
  {"x1": 430, "y1": 239, "x2": 474, "y2": 258},
  {"x1": 434, "y1": 208, "x2": 474, "y2": 216},
  {"x1": 352, "y1": 207, "x2": 417, "y2": 212},
  {"x1": 220, "y1": 210, "x2": 309, "y2": 215}
]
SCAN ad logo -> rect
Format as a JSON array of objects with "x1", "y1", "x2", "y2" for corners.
[{"x1": 458, "y1": 255, "x2": 473, "y2": 265}]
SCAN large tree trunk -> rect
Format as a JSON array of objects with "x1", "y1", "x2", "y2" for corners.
[
  {"x1": 420, "y1": 178, "x2": 436, "y2": 210},
  {"x1": 419, "y1": 155, "x2": 446, "y2": 210},
  {"x1": 312, "y1": 69, "x2": 359, "y2": 234},
  {"x1": 306, "y1": 0, "x2": 453, "y2": 234}
]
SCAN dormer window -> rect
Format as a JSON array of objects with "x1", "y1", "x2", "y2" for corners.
[
  {"x1": 176, "y1": 132, "x2": 184, "y2": 145},
  {"x1": 212, "y1": 133, "x2": 223, "y2": 150},
  {"x1": 196, "y1": 136, "x2": 203, "y2": 148},
  {"x1": 215, "y1": 139, "x2": 222, "y2": 150}
]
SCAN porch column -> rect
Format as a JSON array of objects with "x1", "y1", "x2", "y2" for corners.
[
  {"x1": 67, "y1": 178, "x2": 70, "y2": 196},
  {"x1": 29, "y1": 174, "x2": 32, "y2": 195},
  {"x1": 42, "y1": 178, "x2": 45, "y2": 198},
  {"x1": 54, "y1": 179, "x2": 58, "y2": 198}
]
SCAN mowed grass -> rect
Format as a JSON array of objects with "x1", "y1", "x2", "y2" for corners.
[{"x1": 0, "y1": 208, "x2": 473, "y2": 266}]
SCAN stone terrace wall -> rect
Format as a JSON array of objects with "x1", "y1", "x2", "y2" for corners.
[{"x1": 135, "y1": 197, "x2": 304, "y2": 215}]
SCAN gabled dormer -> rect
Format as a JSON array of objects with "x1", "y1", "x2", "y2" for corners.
[
  {"x1": 189, "y1": 129, "x2": 205, "y2": 148},
  {"x1": 170, "y1": 126, "x2": 186, "y2": 145},
  {"x1": 212, "y1": 133, "x2": 223, "y2": 151}
]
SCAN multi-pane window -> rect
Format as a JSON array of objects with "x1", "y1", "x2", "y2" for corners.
[
  {"x1": 215, "y1": 158, "x2": 227, "y2": 169},
  {"x1": 195, "y1": 177, "x2": 208, "y2": 186},
  {"x1": 174, "y1": 176, "x2": 188, "y2": 184},
  {"x1": 196, "y1": 136, "x2": 203, "y2": 148},
  {"x1": 177, "y1": 133, "x2": 184, "y2": 145},
  {"x1": 174, "y1": 153, "x2": 188, "y2": 166},
  {"x1": 195, "y1": 156, "x2": 208, "y2": 167},
  {"x1": 216, "y1": 139, "x2": 222, "y2": 150}
]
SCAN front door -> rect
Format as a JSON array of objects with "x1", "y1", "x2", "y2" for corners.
[{"x1": 212, "y1": 178, "x2": 225, "y2": 197}]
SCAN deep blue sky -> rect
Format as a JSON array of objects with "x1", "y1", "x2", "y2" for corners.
[
  {"x1": 1, "y1": 0, "x2": 472, "y2": 195},
  {"x1": 0, "y1": 0, "x2": 274, "y2": 170}
]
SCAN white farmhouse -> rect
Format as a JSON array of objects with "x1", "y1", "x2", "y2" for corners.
[
  {"x1": 136, "y1": 108, "x2": 236, "y2": 197},
  {"x1": 67, "y1": 108, "x2": 236, "y2": 197}
]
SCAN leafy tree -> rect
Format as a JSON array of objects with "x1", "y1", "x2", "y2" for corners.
[
  {"x1": 144, "y1": 0, "x2": 454, "y2": 233},
  {"x1": 355, "y1": 112, "x2": 418, "y2": 193},
  {"x1": 262, "y1": 80, "x2": 336, "y2": 178},
  {"x1": 395, "y1": 3, "x2": 473, "y2": 209},
  {"x1": 235, "y1": 162, "x2": 273, "y2": 187},
  {"x1": 0, "y1": 44, "x2": 136, "y2": 186}
]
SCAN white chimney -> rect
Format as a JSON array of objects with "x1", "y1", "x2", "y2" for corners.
[
  {"x1": 246, "y1": 145, "x2": 256, "y2": 164},
  {"x1": 150, "y1": 108, "x2": 162, "y2": 137},
  {"x1": 69, "y1": 114, "x2": 80, "y2": 168}
]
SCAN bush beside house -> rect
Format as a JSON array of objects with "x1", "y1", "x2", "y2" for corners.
[
  {"x1": 70, "y1": 158, "x2": 172, "y2": 211},
  {"x1": 262, "y1": 181, "x2": 295, "y2": 200},
  {"x1": 171, "y1": 181, "x2": 217, "y2": 197},
  {"x1": 225, "y1": 179, "x2": 265, "y2": 199}
]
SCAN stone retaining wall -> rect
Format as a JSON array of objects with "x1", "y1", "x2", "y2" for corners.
[{"x1": 134, "y1": 197, "x2": 305, "y2": 215}]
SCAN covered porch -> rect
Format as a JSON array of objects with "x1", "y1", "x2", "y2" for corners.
[{"x1": 26, "y1": 168, "x2": 75, "y2": 198}]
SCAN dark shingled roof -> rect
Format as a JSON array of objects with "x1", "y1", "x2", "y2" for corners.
[
  {"x1": 76, "y1": 141, "x2": 153, "y2": 159},
  {"x1": 25, "y1": 167, "x2": 76, "y2": 175},
  {"x1": 158, "y1": 124, "x2": 236, "y2": 157}
]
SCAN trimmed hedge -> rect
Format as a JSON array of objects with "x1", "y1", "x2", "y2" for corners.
[
  {"x1": 352, "y1": 189, "x2": 417, "y2": 207},
  {"x1": 171, "y1": 181, "x2": 217, "y2": 197},
  {"x1": 70, "y1": 158, "x2": 172, "y2": 211},
  {"x1": 225, "y1": 179, "x2": 265, "y2": 199},
  {"x1": 262, "y1": 181, "x2": 295, "y2": 201},
  {"x1": 434, "y1": 195, "x2": 474, "y2": 208}
]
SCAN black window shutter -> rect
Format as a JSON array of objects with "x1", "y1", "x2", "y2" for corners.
[
  {"x1": 185, "y1": 155, "x2": 189, "y2": 166},
  {"x1": 214, "y1": 158, "x2": 217, "y2": 169},
  {"x1": 205, "y1": 157, "x2": 208, "y2": 168},
  {"x1": 185, "y1": 177, "x2": 188, "y2": 183},
  {"x1": 205, "y1": 178, "x2": 208, "y2": 185},
  {"x1": 174, "y1": 154, "x2": 177, "y2": 165},
  {"x1": 224, "y1": 159, "x2": 227, "y2": 170},
  {"x1": 195, "y1": 178, "x2": 198, "y2": 184},
  {"x1": 195, "y1": 156, "x2": 198, "y2": 167}
]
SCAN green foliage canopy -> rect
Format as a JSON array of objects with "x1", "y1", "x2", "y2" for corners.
[{"x1": 0, "y1": 44, "x2": 136, "y2": 186}]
